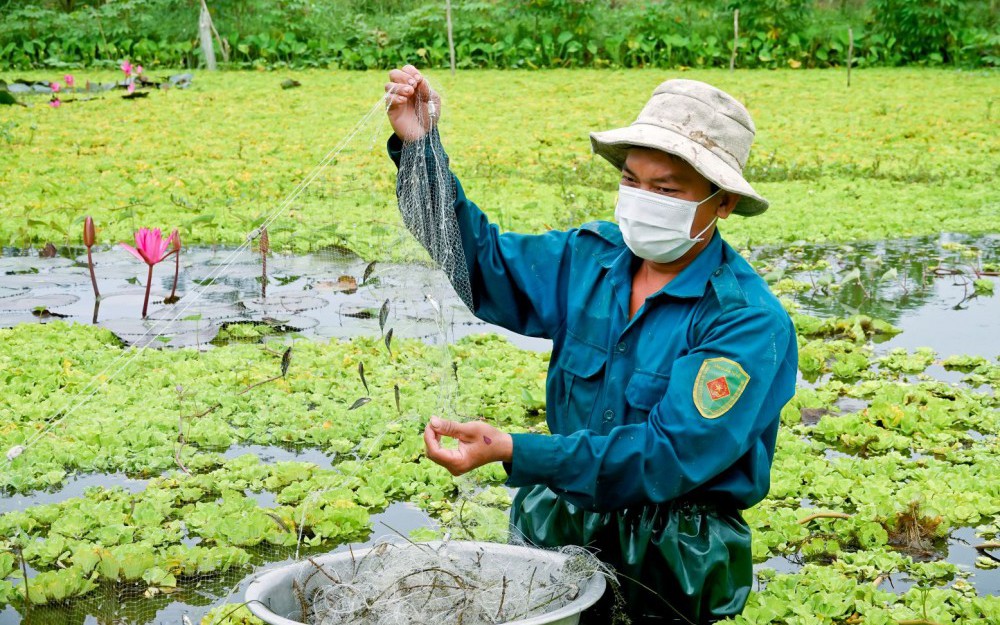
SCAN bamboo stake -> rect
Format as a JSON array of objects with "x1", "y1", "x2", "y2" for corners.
[
  {"x1": 446, "y1": 0, "x2": 456, "y2": 76},
  {"x1": 198, "y1": 0, "x2": 217, "y2": 70},
  {"x1": 730, "y1": 10, "x2": 739, "y2": 72},
  {"x1": 847, "y1": 27, "x2": 854, "y2": 87}
]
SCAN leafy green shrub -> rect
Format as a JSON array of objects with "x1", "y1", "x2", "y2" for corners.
[{"x1": 0, "y1": 1, "x2": 996, "y2": 70}]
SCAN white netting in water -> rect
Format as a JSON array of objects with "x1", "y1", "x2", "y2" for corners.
[{"x1": 295, "y1": 542, "x2": 608, "y2": 625}]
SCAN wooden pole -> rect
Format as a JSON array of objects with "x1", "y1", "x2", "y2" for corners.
[
  {"x1": 446, "y1": 0, "x2": 456, "y2": 75},
  {"x1": 198, "y1": 0, "x2": 217, "y2": 70},
  {"x1": 847, "y1": 27, "x2": 854, "y2": 87},
  {"x1": 730, "y1": 9, "x2": 739, "y2": 72}
]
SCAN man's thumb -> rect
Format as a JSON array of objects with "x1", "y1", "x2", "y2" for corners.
[{"x1": 429, "y1": 416, "x2": 454, "y2": 436}]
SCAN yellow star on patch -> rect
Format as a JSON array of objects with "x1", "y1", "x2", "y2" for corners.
[{"x1": 693, "y1": 358, "x2": 749, "y2": 419}]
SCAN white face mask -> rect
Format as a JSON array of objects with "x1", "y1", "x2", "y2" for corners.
[{"x1": 615, "y1": 184, "x2": 720, "y2": 264}]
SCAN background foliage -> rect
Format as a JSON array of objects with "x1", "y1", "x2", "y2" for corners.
[{"x1": 0, "y1": 0, "x2": 997, "y2": 71}]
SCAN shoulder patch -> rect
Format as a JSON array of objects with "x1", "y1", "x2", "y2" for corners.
[{"x1": 693, "y1": 357, "x2": 750, "y2": 419}]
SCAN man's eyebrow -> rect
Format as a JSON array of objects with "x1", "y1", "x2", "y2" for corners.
[{"x1": 621, "y1": 165, "x2": 679, "y2": 184}]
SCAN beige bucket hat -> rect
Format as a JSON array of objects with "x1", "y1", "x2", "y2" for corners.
[{"x1": 590, "y1": 79, "x2": 768, "y2": 216}]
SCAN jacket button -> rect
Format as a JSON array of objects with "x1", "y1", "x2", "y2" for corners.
[
  {"x1": 602, "y1": 409, "x2": 615, "y2": 422},
  {"x1": 616, "y1": 341, "x2": 627, "y2": 353}
]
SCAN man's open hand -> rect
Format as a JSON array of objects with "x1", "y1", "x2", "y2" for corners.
[{"x1": 423, "y1": 417, "x2": 512, "y2": 476}]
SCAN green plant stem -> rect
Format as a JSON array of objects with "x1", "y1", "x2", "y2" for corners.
[
  {"x1": 86, "y1": 245, "x2": 100, "y2": 299},
  {"x1": 169, "y1": 248, "x2": 180, "y2": 301},
  {"x1": 141, "y1": 263, "x2": 153, "y2": 318}
]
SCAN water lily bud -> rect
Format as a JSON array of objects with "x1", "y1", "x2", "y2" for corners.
[
  {"x1": 260, "y1": 228, "x2": 270, "y2": 254},
  {"x1": 6, "y1": 445, "x2": 24, "y2": 461},
  {"x1": 84, "y1": 216, "x2": 96, "y2": 248},
  {"x1": 171, "y1": 228, "x2": 181, "y2": 252}
]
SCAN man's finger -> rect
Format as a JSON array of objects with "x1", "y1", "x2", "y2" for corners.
[
  {"x1": 388, "y1": 68, "x2": 415, "y2": 85},
  {"x1": 429, "y1": 416, "x2": 461, "y2": 438},
  {"x1": 385, "y1": 82, "x2": 413, "y2": 96},
  {"x1": 423, "y1": 422, "x2": 441, "y2": 456}
]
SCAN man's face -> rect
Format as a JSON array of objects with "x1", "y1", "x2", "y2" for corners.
[{"x1": 620, "y1": 147, "x2": 736, "y2": 239}]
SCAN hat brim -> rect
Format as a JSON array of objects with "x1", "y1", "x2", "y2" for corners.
[{"x1": 590, "y1": 123, "x2": 768, "y2": 217}]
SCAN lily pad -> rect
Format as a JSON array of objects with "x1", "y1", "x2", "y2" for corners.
[
  {"x1": 240, "y1": 295, "x2": 327, "y2": 315},
  {"x1": 102, "y1": 317, "x2": 220, "y2": 348},
  {"x1": 0, "y1": 293, "x2": 79, "y2": 312}
]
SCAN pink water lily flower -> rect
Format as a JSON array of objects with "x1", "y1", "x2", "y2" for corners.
[
  {"x1": 121, "y1": 227, "x2": 175, "y2": 265},
  {"x1": 121, "y1": 228, "x2": 178, "y2": 317},
  {"x1": 65, "y1": 74, "x2": 75, "y2": 88},
  {"x1": 48, "y1": 98, "x2": 61, "y2": 108},
  {"x1": 135, "y1": 65, "x2": 144, "y2": 75},
  {"x1": 127, "y1": 82, "x2": 136, "y2": 94},
  {"x1": 121, "y1": 60, "x2": 133, "y2": 76},
  {"x1": 50, "y1": 82, "x2": 61, "y2": 93}
]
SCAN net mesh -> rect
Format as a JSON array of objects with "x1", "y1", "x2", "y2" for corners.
[{"x1": 0, "y1": 79, "x2": 597, "y2": 625}]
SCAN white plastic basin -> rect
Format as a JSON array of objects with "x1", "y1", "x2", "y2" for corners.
[{"x1": 245, "y1": 540, "x2": 606, "y2": 625}]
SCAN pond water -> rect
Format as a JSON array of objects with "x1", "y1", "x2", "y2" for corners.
[
  {"x1": 2, "y1": 233, "x2": 996, "y2": 357},
  {"x1": 1, "y1": 233, "x2": 997, "y2": 624}
]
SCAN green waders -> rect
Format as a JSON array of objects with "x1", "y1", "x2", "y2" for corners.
[{"x1": 510, "y1": 485, "x2": 753, "y2": 625}]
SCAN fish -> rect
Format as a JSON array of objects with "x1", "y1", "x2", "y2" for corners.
[
  {"x1": 426, "y1": 293, "x2": 441, "y2": 315},
  {"x1": 281, "y1": 346, "x2": 292, "y2": 378},
  {"x1": 379, "y1": 299, "x2": 390, "y2": 333},
  {"x1": 348, "y1": 397, "x2": 371, "y2": 411},
  {"x1": 359, "y1": 362, "x2": 369, "y2": 395},
  {"x1": 362, "y1": 261, "x2": 377, "y2": 284}
]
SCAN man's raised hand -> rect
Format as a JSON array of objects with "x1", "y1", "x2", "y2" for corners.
[{"x1": 385, "y1": 65, "x2": 441, "y2": 143}]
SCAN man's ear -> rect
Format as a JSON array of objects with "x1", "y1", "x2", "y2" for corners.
[{"x1": 716, "y1": 192, "x2": 739, "y2": 219}]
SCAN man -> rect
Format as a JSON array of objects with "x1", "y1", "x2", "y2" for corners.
[{"x1": 385, "y1": 66, "x2": 797, "y2": 624}]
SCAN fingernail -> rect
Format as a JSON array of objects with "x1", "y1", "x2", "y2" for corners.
[
  {"x1": 408, "y1": 79, "x2": 415, "y2": 86},
  {"x1": 430, "y1": 416, "x2": 442, "y2": 428}
]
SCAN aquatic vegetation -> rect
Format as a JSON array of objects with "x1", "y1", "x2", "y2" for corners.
[{"x1": 0, "y1": 69, "x2": 997, "y2": 255}]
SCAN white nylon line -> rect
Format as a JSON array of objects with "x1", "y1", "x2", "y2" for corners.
[{"x1": 3, "y1": 88, "x2": 402, "y2": 470}]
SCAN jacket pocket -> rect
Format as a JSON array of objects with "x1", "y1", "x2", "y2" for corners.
[
  {"x1": 560, "y1": 332, "x2": 607, "y2": 428},
  {"x1": 625, "y1": 369, "x2": 671, "y2": 414}
]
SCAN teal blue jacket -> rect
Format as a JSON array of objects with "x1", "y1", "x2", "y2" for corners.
[{"x1": 390, "y1": 134, "x2": 798, "y2": 514}]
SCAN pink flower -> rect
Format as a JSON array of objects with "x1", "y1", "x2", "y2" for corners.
[
  {"x1": 64, "y1": 74, "x2": 75, "y2": 88},
  {"x1": 135, "y1": 65, "x2": 144, "y2": 75},
  {"x1": 50, "y1": 82, "x2": 60, "y2": 93},
  {"x1": 121, "y1": 227, "x2": 179, "y2": 318},
  {"x1": 49, "y1": 98, "x2": 61, "y2": 108},
  {"x1": 121, "y1": 60, "x2": 132, "y2": 76},
  {"x1": 120, "y1": 228, "x2": 176, "y2": 266},
  {"x1": 127, "y1": 82, "x2": 135, "y2": 94}
]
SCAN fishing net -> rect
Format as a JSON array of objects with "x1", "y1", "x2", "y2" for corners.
[
  {"x1": 0, "y1": 77, "x2": 602, "y2": 625},
  {"x1": 264, "y1": 541, "x2": 609, "y2": 625}
]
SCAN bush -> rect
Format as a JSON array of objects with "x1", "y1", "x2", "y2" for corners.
[{"x1": 0, "y1": 0, "x2": 996, "y2": 70}]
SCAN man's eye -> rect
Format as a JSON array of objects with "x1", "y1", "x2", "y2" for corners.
[{"x1": 656, "y1": 187, "x2": 677, "y2": 194}]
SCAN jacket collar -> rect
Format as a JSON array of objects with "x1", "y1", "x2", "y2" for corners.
[{"x1": 605, "y1": 228, "x2": 725, "y2": 304}]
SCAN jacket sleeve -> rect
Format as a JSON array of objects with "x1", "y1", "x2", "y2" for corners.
[
  {"x1": 505, "y1": 306, "x2": 795, "y2": 511},
  {"x1": 388, "y1": 133, "x2": 570, "y2": 339}
]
